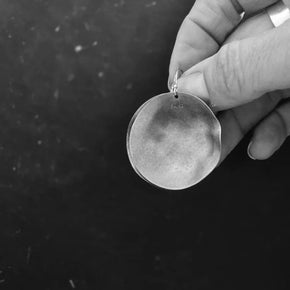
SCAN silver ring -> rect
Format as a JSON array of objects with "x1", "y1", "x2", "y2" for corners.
[{"x1": 267, "y1": 1, "x2": 290, "y2": 27}]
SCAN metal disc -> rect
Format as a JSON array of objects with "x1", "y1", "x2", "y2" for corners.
[{"x1": 127, "y1": 92, "x2": 222, "y2": 190}]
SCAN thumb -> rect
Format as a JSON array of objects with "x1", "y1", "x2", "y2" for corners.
[{"x1": 177, "y1": 22, "x2": 290, "y2": 110}]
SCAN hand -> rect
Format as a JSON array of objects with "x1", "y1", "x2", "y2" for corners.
[{"x1": 168, "y1": 0, "x2": 290, "y2": 161}]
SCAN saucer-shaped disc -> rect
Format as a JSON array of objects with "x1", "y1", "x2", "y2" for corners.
[{"x1": 127, "y1": 92, "x2": 221, "y2": 190}]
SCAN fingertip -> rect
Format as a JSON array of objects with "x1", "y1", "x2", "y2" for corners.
[
  {"x1": 167, "y1": 77, "x2": 172, "y2": 92},
  {"x1": 247, "y1": 141, "x2": 257, "y2": 160},
  {"x1": 177, "y1": 72, "x2": 209, "y2": 101},
  {"x1": 248, "y1": 109, "x2": 289, "y2": 160},
  {"x1": 167, "y1": 70, "x2": 176, "y2": 92},
  {"x1": 248, "y1": 128, "x2": 283, "y2": 161},
  {"x1": 168, "y1": 69, "x2": 185, "y2": 93},
  {"x1": 168, "y1": 60, "x2": 180, "y2": 89},
  {"x1": 247, "y1": 138, "x2": 279, "y2": 160}
]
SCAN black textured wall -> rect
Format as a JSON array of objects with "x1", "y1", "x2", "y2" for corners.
[{"x1": 0, "y1": 0, "x2": 290, "y2": 289}]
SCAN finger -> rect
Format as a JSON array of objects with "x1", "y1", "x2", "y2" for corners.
[
  {"x1": 225, "y1": 0, "x2": 290, "y2": 43},
  {"x1": 219, "y1": 90, "x2": 283, "y2": 162},
  {"x1": 178, "y1": 21, "x2": 290, "y2": 110},
  {"x1": 247, "y1": 99, "x2": 290, "y2": 160},
  {"x1": 168, "y1": 0, "x2": 278, "y2": 85},
  {"x1": 182, "y1": 10, "x2": 276, "y2": 77},
  {"x1": 175, "y1": 10, "x2": 274, "y2": 104},
  {"x1": 225, "y1": 11, "x2": 274, "y2": 43}
]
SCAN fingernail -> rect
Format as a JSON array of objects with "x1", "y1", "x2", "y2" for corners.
[
  {"x1": 247, "y1": 141, "x2": 256, "y2": 160},
  {"x1": 167, "y1": 78, "x2": 172, "y2": 92},
  {"x1": 168, "y1": 69, "x2": 183, "y2": 91},
  {"x1": 177, "y1": 72, "x2": 209, "y2": 100}
]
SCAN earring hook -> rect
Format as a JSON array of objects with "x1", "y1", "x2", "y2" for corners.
[{"x1": 169, "y1": 69, "x2": 183, "y2": 97}]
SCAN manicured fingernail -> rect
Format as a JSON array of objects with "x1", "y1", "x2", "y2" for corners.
[
  {"x1": 247, "y1": 141, "x2": 256, "y2": 160},
  {"x1": 177, "y1": 72, "x2": 209, "y2": 100}
]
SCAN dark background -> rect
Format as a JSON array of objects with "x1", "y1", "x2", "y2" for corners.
[{"x1": 0, "y1": 0, "x2": 290, "y2": 289}]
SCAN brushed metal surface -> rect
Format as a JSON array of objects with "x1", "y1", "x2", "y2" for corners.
[{"x1": 127, "y1": 92, "x2": 222, "y2": 190}]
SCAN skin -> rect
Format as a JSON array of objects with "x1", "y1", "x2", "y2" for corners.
[{"x1": 168, "y1": 0, "x2": 290, "y2": 161}]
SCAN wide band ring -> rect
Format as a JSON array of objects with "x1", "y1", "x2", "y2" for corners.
[{"x1": 267, "y1": 1, "x2": 290, "y2": 27}]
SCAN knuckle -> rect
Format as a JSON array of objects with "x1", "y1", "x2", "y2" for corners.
[{"x1": 211, "y1": 42, "x2": 245, "y2": 101}]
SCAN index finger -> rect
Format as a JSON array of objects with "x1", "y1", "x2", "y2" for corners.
[{"x1": 168, "y1": 0, "x2": 278, "y2": 86}]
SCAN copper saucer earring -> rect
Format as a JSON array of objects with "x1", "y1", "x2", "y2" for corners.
[{"x1": 126, "y1": 71, "x2": 222, "y2": 190}]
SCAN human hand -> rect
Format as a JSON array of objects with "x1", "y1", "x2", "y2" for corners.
[{"x1": 168, "y1": 0, "x2": 290, "y2": 161}]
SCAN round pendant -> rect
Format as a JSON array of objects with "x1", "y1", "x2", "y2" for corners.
[{"x1": 127, "y1": 91, "x2": 222, "y2": 190}]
